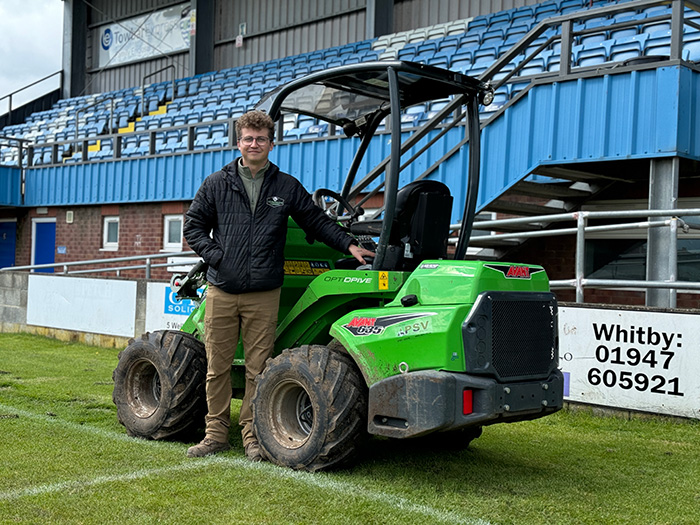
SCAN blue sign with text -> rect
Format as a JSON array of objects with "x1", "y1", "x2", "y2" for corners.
[{"x1": 164, "y1": 286, "x2": 200, "y2": 316}]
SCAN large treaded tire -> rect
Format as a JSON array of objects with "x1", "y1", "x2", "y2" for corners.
[
  {"x1": 252, "y1": 344, "x2": 368, "y2": 472},
  {"x1": 112, "y1": 330, "x2": 207, "y2": 440}
]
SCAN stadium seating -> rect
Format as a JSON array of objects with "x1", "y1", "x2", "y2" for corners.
[{"x1": 2, "y1": 0, "x2": 699, "y2": 166}]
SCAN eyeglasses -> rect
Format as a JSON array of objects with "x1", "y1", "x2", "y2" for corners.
[{"x1": 239, "y1": 136, "x2": 271, "y2": 145}]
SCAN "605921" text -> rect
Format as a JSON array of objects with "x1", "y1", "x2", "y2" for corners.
[{"x1": 587, "y1": 368, "x2": 684, "y2": 396}]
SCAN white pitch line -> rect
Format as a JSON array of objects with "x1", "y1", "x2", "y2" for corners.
[
  {"x1": 0, "y1": 404, "x2": 490, "y2": 524},
  {"x1": 0, "y1": 403, "x2": 182, "y2": 451},
  {"x1": 0, "y1": 460, "x2": 222, "y2": 501}
]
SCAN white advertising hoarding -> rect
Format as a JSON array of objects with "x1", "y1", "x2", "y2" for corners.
[
  {"x1": 96, "y1": 3, "x2": 192, "y2": 68},
  {"x1": 145, "y1": 282, "x2": 201, "y2": 333},
  {"x1": 560, "y1": 306, "x2": 700, "y2": 419},
  {"x1": 27, "y1": 274, "x2": 136, "y2": 337}
]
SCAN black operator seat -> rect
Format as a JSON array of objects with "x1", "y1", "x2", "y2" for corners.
[{"x1": 350, "y1": 179, "x2": 453, "y2": 270}]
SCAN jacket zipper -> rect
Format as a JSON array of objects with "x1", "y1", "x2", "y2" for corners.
[{"x1": 247, "y1": 168, "x2": 274, "y2": 288}]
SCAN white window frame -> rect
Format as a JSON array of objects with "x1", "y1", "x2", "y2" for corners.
[
  {"x1": 102, "y1": 216, "x2": 119, "y2": 251},
  {"x1": 162, "y1": 214, "x2": 184, "y2": 252}
]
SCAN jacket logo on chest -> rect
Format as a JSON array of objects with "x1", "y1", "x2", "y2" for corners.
[{"x1": 267, "y1": 196, "x2": 285, "y2": 208}]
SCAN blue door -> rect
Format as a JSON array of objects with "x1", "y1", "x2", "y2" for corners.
[
  {"x1": 34, "y1": 220, "x2": 56, "y2": 273},
  {"x1": 0, "y1": 221, "x2": 16, "y2": 269}
]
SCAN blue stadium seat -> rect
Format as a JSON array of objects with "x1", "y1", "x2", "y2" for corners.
[
  {"x1": 577, "y1": 19, "x2": 612, "y2": 47},
  {"x1": 301, "y1": 124, "x2": 329, "y2": 138},
  {"x1": 474, "y1": 45, "x2": 498, "y2": 66},
  {"x1": 575, "y1": 39, "x2": 614, "y2": 67},
  {"x1": 482, "y1": 28, "x2": 506, "y2": 46},
  {"x1": 511, "y1": 6, "x2": 534, "y2": 25},
  {"x1": 450, "y1": 53, "x2": 472, "y2": 74},
  {"x1": 200, "y1": 110, "x2": 215, "y2": 122},
  {"x1": 121, "y1": 136, "x2": 140, "y2": 157},
  {"x1": 642, "y1": 19, "x2": 672, "y2": 35},
  {"x1": 610, "y1": 33, "x2": 648, "y2": 62},
  {"x1": 560, "y1": 0, "x2": 585, "y2": 15},
  {"x1": 398, "y1": 47, "x2": 416, "y2": 61},
  {"x1": 459, "y1": 34, "x2": 481, "y2": 48},
  {"x1": 645, "y1": 30, "x2": 672, "y2": 57},
  {"x1": 489, "y1": 11, "x2": 512, "y2": 29},
  {"x1": 468, "y1": 16, "x2": 489, "y2": 33},
  {"x1": 505, "y1": 22, "x2": 530, "y2": 41},
  {"x1": 284, "y1": 128, "x2": 304, "y2": 140},
  {"x1": 91, "y1": 139, "x2": 113, "y2": 160},
  {"x1": 176, "y1": 80, "x2": 188, "y2": 98},
  {"x1": 519, "y1": 57, "x2": 546, "y2": 76},
  {"x1": 438, "y1": 36, "x2": 460, "y2": 54},
  {"x1": 609, "y1": 12, "x2": 643, "y2": 41},
  {"x1": 683, "y1": 31, "x2": 700, "y2": 61},
  {"x1": 427, "y1": 53, "x2": 450, "y2": 68},
  {"x1": 534, "y1": 3, "x2": 558, "y2": 22}
]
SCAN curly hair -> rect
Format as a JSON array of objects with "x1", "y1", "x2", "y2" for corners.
[{"x1": 236, "y1": 110, "x2": 275, "y2": 141}]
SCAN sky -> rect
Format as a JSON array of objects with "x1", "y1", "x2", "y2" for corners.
[{"x1": 0, "y1": 0, "x2": 64, "y2": 111}]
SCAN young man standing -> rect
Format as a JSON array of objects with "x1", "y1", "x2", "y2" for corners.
[{"x1": 183, "y1": 110, "x2": 372, "y2": 461}]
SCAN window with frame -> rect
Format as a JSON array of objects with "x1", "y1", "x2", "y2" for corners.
[
  {"x1": 102, "y1": 216, "x2": 119, "y2": 251},
  {"x1": 163, "y1": 214, "x2": 183, "y2": 251}
]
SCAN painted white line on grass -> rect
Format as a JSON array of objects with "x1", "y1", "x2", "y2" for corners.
[
  {"x1": 0, "y1": 402, "x2": 182, "y2": 451},
  {"x1": 0, "y1": 404, "x2": 490, "y2": 524},
  {"x1": 238, "y1": 458, "x2": 492, "y2": 525},
  {"x1": 0, "y1": 460, "x2": 216, "y2": 501}
]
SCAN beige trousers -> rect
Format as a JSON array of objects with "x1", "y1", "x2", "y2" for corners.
[{"x1": 203, "y1": 284, "x2": 281, "y2": 446}]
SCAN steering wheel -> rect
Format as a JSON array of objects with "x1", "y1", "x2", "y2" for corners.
[{"x1": 312, "y1": 188, "x2": 363, "y2": 222}]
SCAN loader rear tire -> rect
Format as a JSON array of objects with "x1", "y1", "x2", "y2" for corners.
[
  {"x1": 252, "y1": 345, "x2": 368, "y2": 471},
  {"x1": 112, "y1": 330, "x2": 207, "y2": 440}
]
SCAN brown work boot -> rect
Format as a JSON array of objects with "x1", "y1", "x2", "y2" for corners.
[
  {"x1": 244, "y1": 442, "x2": 264, "y2": 462},
  {"x1": 186, "y1": 438, "x2": 231, "y2": 458}
]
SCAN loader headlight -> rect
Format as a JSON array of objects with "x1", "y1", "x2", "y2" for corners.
[{"x1": 480, "y1": 87, "x2": 495, "y2": 106}]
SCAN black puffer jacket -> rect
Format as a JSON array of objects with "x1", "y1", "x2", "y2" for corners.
[{"x1": 184, "y1": 159, "x2": 354, "y2": 294}]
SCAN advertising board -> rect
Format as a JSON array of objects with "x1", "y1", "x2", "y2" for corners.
[
  {"x1": 96, "y1": 3, "x2": 191, "y2": 67},
  {"x1": 560, "y1": 306, "x2": 700, "y2": 419}
]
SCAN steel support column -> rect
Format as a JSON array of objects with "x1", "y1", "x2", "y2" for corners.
[
  {"x1": 190, "y1": 0, "x2": 215, "y2": 76},
  {"x1": 62, "y1": 0, "x2": 87, "y2": 99},
  {"x1": 646, "y1": 158, "x2": 679, "y2": 307},
  {"x1": 366, "y1": 0, "x2": 394, "y2": 39}
]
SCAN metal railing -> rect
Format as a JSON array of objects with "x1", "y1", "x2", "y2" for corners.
[
  {"x1": 0, "y1": 71, "x2": 63, "y2": 124},
  {"x1": 0, "y1": 251, "x2": 199, "y2": 279},
  {"x1": 141, "y1": 65, "x2": 176, "y2": 118},
  {"x1": 482, "y1": 0, "x2": 700, "y2": 90},
  {"x1": 0, "y1": 135, "x2": 31, "y2": 169},
  {"x1": 465, "y1": 208, "x2": 700, "y2": 306},
  {"x1": 3, "y1": 207, "x2": 699, "y2": 308}
]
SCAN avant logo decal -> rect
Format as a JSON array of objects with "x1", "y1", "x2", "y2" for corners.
[
  {"x1": 343, "y1": 313, "x2": 433, "y2": 336},
  {"x1": 484, "y1": 264, "x2": 545, "y2": 280}
]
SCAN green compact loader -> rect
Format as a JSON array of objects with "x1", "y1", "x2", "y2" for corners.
[{"x1": 113, "y1": 61, "x2": 563, "y2": 471}]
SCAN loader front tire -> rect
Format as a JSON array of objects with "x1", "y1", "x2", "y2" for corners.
[
  {"x1": 112, "y1": 330, "x2": 207, "y2": 440},
  {"x1": 252, "y1": 345, "x2": 367, "y2": 471}
]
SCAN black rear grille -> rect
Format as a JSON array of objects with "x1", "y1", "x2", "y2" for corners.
[{"x1": 463, "y1": 292, "x2": 557, "y2": 381}]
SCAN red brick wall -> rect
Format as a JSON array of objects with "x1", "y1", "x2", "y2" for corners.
[{"x1": 4, "y1": 203, "x2": 191, "y2": 281}]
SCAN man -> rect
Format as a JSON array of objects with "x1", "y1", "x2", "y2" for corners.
[{"x1": 183, "y1": 110, "x2": 372, "y2": 461}]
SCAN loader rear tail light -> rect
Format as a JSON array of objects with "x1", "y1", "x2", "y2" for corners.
[{"x1": 462, "y1": 389, "x2": 473, "y2": 415}]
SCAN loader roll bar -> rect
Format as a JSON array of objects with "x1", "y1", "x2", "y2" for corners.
[{"x1": 256, "y1": 61, "x2": 493, "y2": 264}]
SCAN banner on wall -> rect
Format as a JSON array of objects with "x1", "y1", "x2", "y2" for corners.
[
  {"x1": 97, "y1": 3, "x2": 192, "y2": 68},
  {"x1": 559, "y1": 306, "x2": 700, "y2": 420},
  {"x1": 145, "y1": 282, "x2": 202, "y2": 333}
]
